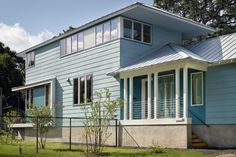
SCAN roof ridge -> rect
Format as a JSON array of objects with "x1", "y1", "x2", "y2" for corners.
[{"x1": 170, "y1": 43, "x2": 207, "y2": 61}]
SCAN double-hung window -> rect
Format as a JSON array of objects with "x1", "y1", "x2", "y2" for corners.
[
  {"x1": 191, "y1": 72, "x2": 203, "y2": 106},
  {"x1": 73, "y1": 74, "x2": 92, "y2": 105}
]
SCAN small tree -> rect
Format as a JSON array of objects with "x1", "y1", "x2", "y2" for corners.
[
  {"x1": 2, "y1": 110, "x2": 21, "y2": 144},
  {"x1": 28, "y1": 105, "x2": 54, "y2": 149},
  {"x1": 82, "y1": 88, "x2": 122, "y2": 156}
]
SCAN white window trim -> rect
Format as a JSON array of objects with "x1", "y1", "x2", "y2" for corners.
[{"x1": 191, "y1": 72, "x2": 204, "y2": 106}]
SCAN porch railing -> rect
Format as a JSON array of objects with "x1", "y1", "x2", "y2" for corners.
[{"x1": 126, "y1": 98, "x2": 184, "y2": 120}]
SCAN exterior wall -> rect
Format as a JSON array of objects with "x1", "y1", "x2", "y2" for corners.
[
  {"x1": 206, "y1": 63, "x2": 236, "y2": 124},
  {"x1": 25, "y1": 39, "x2": 121, "y2": 122},
  {"x1": 192, "y1": 125, "x2": 236, "y2": 148},
  {"x1": 119, "y1": 124, "x2": 191, "y2": 148},
  {"x1": 120, "y1": 26, "x2": 182, "y2": 67}
]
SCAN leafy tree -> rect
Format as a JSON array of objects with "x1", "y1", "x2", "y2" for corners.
[
  {"x1": 2, "y1": 110, "x2": 21, "y2": 144},
  {"x1": 153, "y1": 0, "x2": 236, "y2": 36},
  {"x1": 82, "y1": 88, "x2": 122, "y2": 156},
  {"x1": 0, "y1": 42, "x2": 25, "y2": 110},
  {"x1": 28, "y1": 105, "x2": 54, "y2": 149}
]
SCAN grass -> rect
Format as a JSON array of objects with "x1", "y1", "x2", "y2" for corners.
[{"x1": 0, "y1": 141, "x2": 214, "y2": 157}]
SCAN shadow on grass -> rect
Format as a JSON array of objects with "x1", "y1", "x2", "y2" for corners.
[
  {"x1": 104, "y1": 151, "x2": 165, "y2": 157},
  {"x1": 53, "y1": 148, "x2": 84, "y2": 152}
]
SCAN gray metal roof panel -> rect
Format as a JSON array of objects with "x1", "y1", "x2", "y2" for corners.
[{"x1": 186, "y1": 33, "x2": 236, "y2": 62}]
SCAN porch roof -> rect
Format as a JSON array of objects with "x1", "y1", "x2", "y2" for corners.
[
  {"x1": 110, "y1": 43, "x2": 207, "y2": 74},
  {"x1": 12, "y1": 78, "x2": 54, "y2": 92}
]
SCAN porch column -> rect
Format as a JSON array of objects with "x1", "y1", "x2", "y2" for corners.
[
  {"x1": 147, "y1": 73, "x2": 152, "y2": 119},
  {"x1": 154, "y1": 72, "x2": 158, "y2": 119},
  {"x1": 175, "y1": 68, "x2": 180, "y2": 119},
  {"x1": 183, "y1": 66, "x2": 188, "y2": 119},
  {"x1": 123, "y1": 77, "x2": 128, "y2": 120},
  {"x1": 129, "y1": 77, "x2": 133, "y2": 120}
]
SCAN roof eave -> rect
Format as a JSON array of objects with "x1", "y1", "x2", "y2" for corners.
[{"x1": 19, "y1": 3, "x2": 215, "y2": 55}]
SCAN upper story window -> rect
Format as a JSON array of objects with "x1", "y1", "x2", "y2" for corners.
[
  {"x1": 123, "y1": 19, "x2": 132, "y2": 39},
  {"x1": 191, "y1": 72, "x2": 203, "y2": 106},
  {"x1": 60, "y1": 18, "x2": 120, "y2": 57},
  {"x1": 111, "y1": 19, "x2": 119, "y2": 40},
  {"x1": 96, "y1": 24, "x2": 103, "y2": 45},
  {"x1": 123, "y1": 18, "x2": 152, "y2": 44},
  {"x1": 26, "y1": 51, "x2": 35, "y2": 68},
  {"x1": 103, "y1": 21, "x2": 110, "y2": 42}
]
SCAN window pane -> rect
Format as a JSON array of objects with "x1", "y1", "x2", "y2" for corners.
[
  {"x1": 103, "y1": 22, "x2": 110, "y2": 42},
  {"x1": 86, "y1": 75, "x2": 92, "y2": 103},
  {"x1": 143, "y1": 24, "x2": 151, "y2": 43},
  {"x1": 66, "y1": 37, "x2": 72, "y2": 54},
  {"x1": 60, "y1": 39, "x2": 66, "y2": 56},
  {"x1": 80, "y1": 76, "x2": 85, "y2": 104},
  {"x1": 45, "y1": 85, "x2": 50, "y2": 106},
  {"x1": 133, "y1": 22, "x2": 142, "y2": 41},
  {"x1": 96, "y1": 24, "x2": 103, "y2": 45},
  {"x1": 71, "y1": 34, "x2": 77, "y2": 53},
  {"x1": 111, "y1": 18, "x2": 119, "y2": 40},
  {"x1": 30, "y1": 51, "x2": 35, "y2": 66},
  {"x1": 123, "y1": 19, "x2": 132, "y2": 39},
  {"x1": 84, "y1": 28, "x2": 95, "y2": 49},
  {"x1": 26, "y1": 90, "x2": 30, "y2": 109},
  {"x1": 73, "y1": 78, "x2": 78, "y2": 104},
  {"x1": 30, "y1": 89, "x2": 33, "y2": 107},
  {"x1": 192, "y1": 73, "x2": 203, "y2": 105},
  {"x1": 78, "y1": 32, "x2": 84, "y2": 51},
  {"x1": 26, "y1": 53, "x2": 30, "y2": 68}
]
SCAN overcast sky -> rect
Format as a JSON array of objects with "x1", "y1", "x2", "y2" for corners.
[{"x1": 0, "y1": 0, "x2": 153, "y2": 52}]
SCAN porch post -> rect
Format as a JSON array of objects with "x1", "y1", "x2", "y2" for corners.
[
  {"x1": 123, "y1": 77, "x2": 128, "y2": 120},
  {"x1": 129, "y1": 76, "x2": 133, "y2": 120},
  {"x1": 175, "y1": 68, "x2": 180, "y2": 119},
  {"x1": 147, "y1": 73, "x2": 152, "y2": 119},
  {"x1": 154, "y1": 72, "x2": 158, "y2": 119},
  {"x1": 183, "y1": 66, "x2": 188, "y2": 119}
]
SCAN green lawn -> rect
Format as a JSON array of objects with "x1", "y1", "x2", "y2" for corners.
[{"x1": 0, "y1": 141, "x2": 214, "y2": 157}]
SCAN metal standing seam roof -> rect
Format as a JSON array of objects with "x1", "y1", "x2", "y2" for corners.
[
  {"x1": 112, "y1": 43, "x2": 208, "y2": 74},
  {"x1": 186, "y1": 32, "x2": 236, "y2": 62},
  {"x1": 110, "y1": 33, "x2": 236, "y2": 74}
]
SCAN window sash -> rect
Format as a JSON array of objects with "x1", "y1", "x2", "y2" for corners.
[
  {"x1": 71, "y1": 34, "x2": 78, "y2": 53},
  {"x1": 123, "y1": 19, "x2": 132, "y2": 39},
  {"x1": 103, "y1": 21, "x2": 111, "y2": 43},
  {"x1": 111, "y1": 18, "x2": 119, "y2": 40},
  {"x1": 26, "y1": 51, "x2": 35, "y2": 68},
  {"x1": 191, "y1": 72, "x2": 203, "y2": 106},
  {"x1": 73, "y1": 78, "x2": 79, "y2": 104},
  {"x1": 74, "y1": 75, "x2": 92, "y2": 105},
  {"x1": 96, "y1": 24, "x2": 103, "y2": 45},
  {"x1": 133, "y1": 22, "x2": 142, "y2": 41}
]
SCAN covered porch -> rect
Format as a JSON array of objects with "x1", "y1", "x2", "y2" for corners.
[{"x1": 112, "y1": 44, "x2": 208, "y2": 125}]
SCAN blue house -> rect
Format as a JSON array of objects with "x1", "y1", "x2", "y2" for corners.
[{"x1": 12, "y1": 2, "x2": 236, "y2": 148}]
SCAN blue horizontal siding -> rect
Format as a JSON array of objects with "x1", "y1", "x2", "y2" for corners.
[
  {"x1": 26, "y1": 40, "x2": 121, "y2": 126},
  {"x1": 206, "y1": 63, "x2": 236, "y2": 124},
  {"x1": 120, "y1": 25, "x2": 182, "y2": 67}
]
